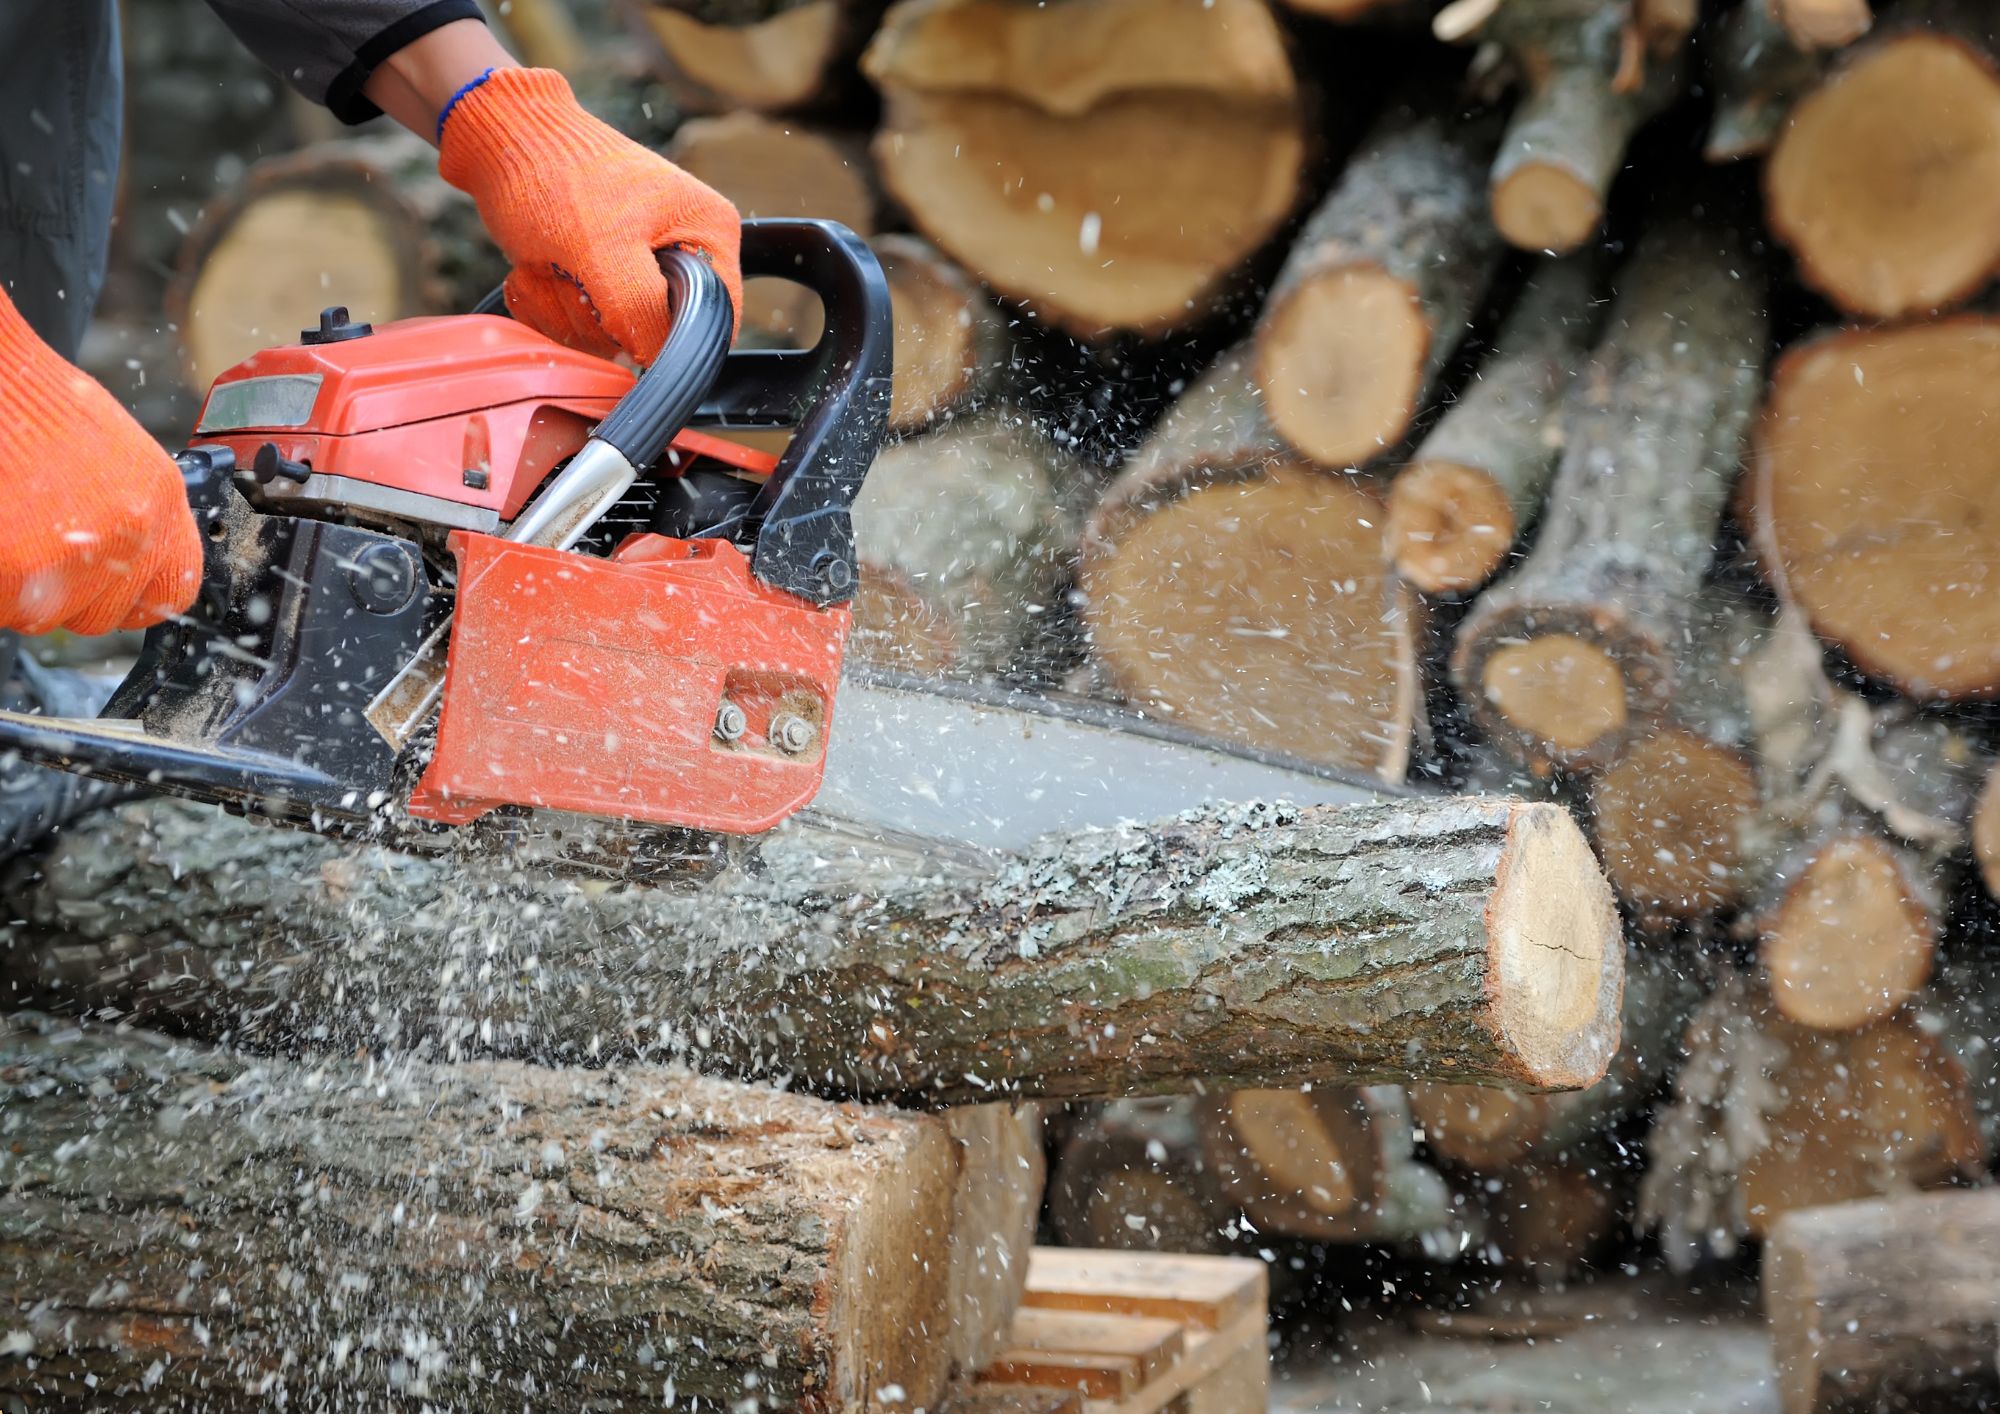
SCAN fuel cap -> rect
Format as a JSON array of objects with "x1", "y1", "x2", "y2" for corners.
[{"x1": 301, "y1": 306, "x2": 373, "y2": 344}]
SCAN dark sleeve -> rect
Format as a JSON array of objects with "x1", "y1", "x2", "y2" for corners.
[{"x1": 203, "y1": 0, "x2": 487, "y2": 125}]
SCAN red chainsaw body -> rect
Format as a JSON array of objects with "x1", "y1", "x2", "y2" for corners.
[
  {"x1": 192, "y1": 312, "x2": 840, "y2": 837},
  {"x1": 196, "y1": 314, "x2": 775, "y2": 518}
]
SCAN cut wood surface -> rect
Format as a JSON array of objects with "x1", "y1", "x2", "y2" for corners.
[
  {"x1": 1640, "y1": 975, "x2": 1988, "y2": 1268},
  {"x1": 0, "y1": 794, "x2": 1625, "y2": 1102},
  {"x1": 862, "y1": 0, "x2": 1307, "y2": 338},
  {"x1": 1385, "y1": 256, "x2": 1599, "y2": 595},
  {"x1": 850, "y1": 409, "x2": 1087, "y2": 675},
  {"x1": 1450, "y1": 225, "x2": 1766, "y2": 772},
  {"x1": 1751, "y1": 715, "x2": 1982, "y2": 1032},
  {"x1": 1196, "y1": 1086, "x2": 1458, "y2": 1245},
  {"x1": 1080, "y1": 345, "x2": 1422, "y2": 781},
  {"x1": 948, "y1": 1105, "x2": 1051, "y2": 1376},
  {"x1": 1253, "y1": 109, "x2": 1502, "y2": 470},
  {"x1": 0, "y1": 1015, "x2": 1010, "y2": 1411},
  {"x1": 1584, "y1": 592, "x2": 1769, "y2": 927},
  {"x1": 1765, "y1": 1, "x2": 2000, "y2": 318},
  {"x1": 666, "y1": 112, "x2": 876, "y2": 345},
  {"x1": 1771, "y1": 0, "x2": 1872, "y2": 49},
  {"x1": 1411, "y1": 943, "x2": 1703, "y2": 1171},
  {"x1": 621, "y1": 0, "x2": 866, "y2": 110},
  {"x1": 1765, "y1": 1189, "x2": 2000, "y2": 1414},
  {"x1": 167, "y1": 131, "x2": 506, "y2": 389},
  {"x1": 1047, "y1": 1100, "x2": 1235, "y2": 1255},
  {"x1": 1749, "y1": 317, "x2": 2000, "y2": 700},
  {"x1": 1705, "y1": 0, "x2": 1826, "y2": 162},
  {"x1": 1454, "y1": 0, "x2": 1687, "y2": 253},
  {"x1": 1978, "y1": 760, "x2": 2000, "y2": 899},
  {"x1": 875, "y1": 234, "x2": 1013, "y2": 432}
]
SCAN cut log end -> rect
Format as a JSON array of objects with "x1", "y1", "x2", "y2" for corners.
[
  {"x1": 1256, "y1": 266, "x2": 1430, "y2": 468},
  {"x1": 1767, "y1": 32, "x2": 2000, "y2": 319},
  {"x1": 1485, "y1": 803, "x2": 1623, "y2": 1091},
  {"x1": 1478, "y1": 633, "x2": 1632, "y2": 760},
  {"x1": 875, "y1": 235, "x2": 1005, "y2": 432},
  {"x1": 1590, "y1": 726, "x2": 1759, "y2": 923},
  {"x1": 1976, "y1": 765, "x2": 2000, "y2": 899},
  {"x1": 1408, "y1": 1083, "x2": 1545, "y2": 1170},
  {"x1": 1490, "y1": 164, "x2": 1602, "y2": 256},
  {"x1": 638, "y1": 2, "x2": 847, "y2": 110},
  {"x1": 1753, "y1": 319, "x2": 2000, "y2": 700},
  {"x1": 1761, "y1": 834, "x2": 1936, "y2": 1032},
  {"x1": 1386, "y1": 459, "x2": 1518, "y2": 595}
]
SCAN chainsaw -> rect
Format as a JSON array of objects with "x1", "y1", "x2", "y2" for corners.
[{"x1": 0, "y1": 218, "x2": 1395, "y2": 884}]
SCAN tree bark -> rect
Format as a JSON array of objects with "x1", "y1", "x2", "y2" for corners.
[
  {"x1": 1078, "y1": 345, "x2": 1423, "y2": 782},
  {"x1": 1449, "y1": 223, "x2": 1767, "y2": 773},
  {"x1": 1410, "y1": 942, "x2": 1703, "y2": 1171},
  {"x1": 851, "y1": 409, "x2": 1088, "y2": 678},
  {"x1": 1253, "y1": 108, "x2": 1502, "y2": 472},
  {"x1": 873, "y1": 235, "x2": 1015, "y2": 434},
  {"x1": 1747, "y1": 317, "x2": 2000, "y2": 700},
  {"x1": 1447, "y1": 0, "x2": 1688, "y2": 253},
  {"x1": 0, "y1": 1015, "x2": 1017, "y2": 1411},
  {"x1": 1765, "y1": 0, "x2": 2000, "y2": 319},
  {"x1": 0, "y1": 794, "x2": 1625, "y2": 1104},
  {"x1": 861, "y1": 0, "x2": 1308, "y2": 340},
  {"x1": 1765, "y1": 1189, "x2": 2000, "y2": 1414},
  {"x1": 1385, "y1": 255, "x2": 1601, "y2": 596},
  {"x1": 166, "y1": 131, "x2": 509, "y2": 390},
  {"x1": 1704, "y1": 0, "x2": 1826, "y2": 162}
]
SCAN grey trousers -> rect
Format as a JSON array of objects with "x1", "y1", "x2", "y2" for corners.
[
  {"x1": 1, "y1": 0, "x2": 128, "y2": 860},
  {"x1": 0, "y1": 0, "x2": 121, "y2": 361}
]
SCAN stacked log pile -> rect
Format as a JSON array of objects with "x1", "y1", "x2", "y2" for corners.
[{"x1": 52, "y1": 0, "x2": 2000, "y2": 1406}]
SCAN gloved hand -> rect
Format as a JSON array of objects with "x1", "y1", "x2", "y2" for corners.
[
  {"x1": 438, "y1": 67, "x2": 743, "y2": 363},
  {"x1": 0, "y1": 289, "x2": 202, "y2": 637}
]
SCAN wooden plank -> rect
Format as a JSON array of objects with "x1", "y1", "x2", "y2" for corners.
[
  {"x1": 983, "y1": 1348, "x2": 1146, "y2": 1400},
  {"x1": 1087, "y1": 1306, "x2": 1267, "y2": 1414},
  {"x1": 1182, "y1": 1331, "x2": 1269, "y2": 1414},
  {"x1": 1001, "y1": 1309, "x2": 1187, "y2": 1384},
  {"x1": 938, "y1": 1382, "x2": 1086, "y2": 1414},
  {"x1": 1023, "y1": 1250, "x2": 1268, "y2": 1331}
]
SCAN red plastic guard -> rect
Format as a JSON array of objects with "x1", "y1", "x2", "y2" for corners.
[{"x1": 408, "y1": 531, "x2": 849, "y2": 834}]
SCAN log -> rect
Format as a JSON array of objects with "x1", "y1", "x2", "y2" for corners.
[
  {"x1": 1765, "y1": 1189, "x2": 2000, "y2": 1414},
  {"x1": 0, "y1": 794, "x2": 1625, "y2": 1103},
  {"x1": 1705, "y1": 0, "x2": 1826, "y2": 162},
  {"x1": 1252, "y1": 108, "x2": 1503, "y2": 471},
  {"x1": 1639, "y1": 974, "x2": 1987, "y2": 1269},
  {"x1": 666, "y1": 112, "x2": 876, "y2": 346},
  {"x1": 874, "y1": 235, "x2": 1014, "y2": 434},
  {"x1": 0, "y1": 1015, "x2": 1019, "y2": 1410},
  {"x1": 1765, "y1": 1, "x2": 2000, "y2": 319},
  {"x1": 620, "y1": 0, "x2": 872, "y2": 112},
  {"x1": 1448, "y1": 224, "x2": 1766, "y2": 773},
  {"x1": 1583, "y1": 591, "x2": 1768, "y2": 927},
  {"x1": 1046, "y1": 1100, "x2": 1235, "y2": 1255},
  {"x1": 166, "y1": 131, "x2": 508, "y2": 390},
  {"x1": 1747, "y1": 317, "x2": 2000, "y2": 701},
  {"x1": 1978, "y1": 760, "x2": 2000, "y2": 900},
  {"x1": 1195, "y1": 1086, "x2": 1459, "y2": 1248},
  {"x1": 1447, "y1": 0, "x2": 1688, "y2": 253},
  {"x1": 1467, "y1": 1151, "x2": 1622, "y2": 1281},
  {"x1": 1410, "y1": 942, "x2": 1703, "y2": 1171},
  {"x1": 862, "y1": 0, "x2": 1308, "y2": 339},
  {"x1": 1384, "y1": 255, "x2": 1600, "y2": 596},
  {"x1": 850, "y1": 409, "x2": 1089, "y2": 676},
  {"x1": 1751, "y1": 714, "x2": 1983, "y2": 1033},
  {"x1": 1770, "y1": 0, "x2": 1872, "y2": 49},
  {"x1": 946, "y1": 1105, "x2": 1051, "y2": 1376},
  {"x1": 1078, "y1": 345, "x2": 1423, "y2": 781}
]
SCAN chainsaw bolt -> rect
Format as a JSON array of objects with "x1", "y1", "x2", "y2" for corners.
[
  {"x1": 713, "y1": 700, "x2": 748, "y2": 743},
  {"x1": 769, "y1": 712, "x2": 817, "y2": 755}
]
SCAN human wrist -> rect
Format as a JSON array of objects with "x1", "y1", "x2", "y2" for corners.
[{"x1": 363, "y1": 18, "x2": 519, "y2": 144}]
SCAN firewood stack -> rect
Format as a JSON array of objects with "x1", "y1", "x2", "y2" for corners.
[{"x1": 33, "y1": 0, "x2": 2000, "y2": 1407}]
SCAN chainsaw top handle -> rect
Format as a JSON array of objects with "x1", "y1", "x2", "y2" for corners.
[{"x1": 480, "y1": 220, "x2": 891, "y2": 608}]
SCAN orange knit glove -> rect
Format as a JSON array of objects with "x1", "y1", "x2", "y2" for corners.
[
  {"x1": 0, "y1": 289, "x2": 201, "y2": 637},
  {"x1": 438, "y1": 68, "x2": 742, "y2": 363}
]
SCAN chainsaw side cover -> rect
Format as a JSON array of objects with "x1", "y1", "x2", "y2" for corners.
[{"x1": 408, "y1": 532, "x2": 849, "y2": 835}]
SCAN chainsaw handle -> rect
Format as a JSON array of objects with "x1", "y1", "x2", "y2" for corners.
[{"x1": 591, "y1": 249, "x2": 735, "y2": 468}]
